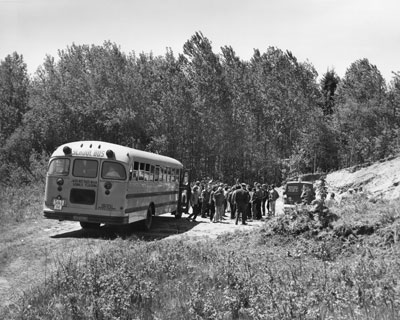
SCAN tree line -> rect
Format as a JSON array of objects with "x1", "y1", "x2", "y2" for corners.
[{"x1": 1, "y1": 32, "x2": 400, "y2": 186}]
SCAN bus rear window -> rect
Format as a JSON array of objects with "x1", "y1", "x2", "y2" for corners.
[
  {"x1": 48, "y1": 158, "x2": 70, "y2": 175},
  {"x1": 102, "y1": 162, "x2": 126, "y2": 180},
  {"x1": 73, "y1": 159, "x2": 98, "y2": 178}
]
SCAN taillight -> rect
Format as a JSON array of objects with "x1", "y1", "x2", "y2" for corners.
[
  {"x1": 104, "y1": 181, "x2": 112, "y2": 195},
  {"x1": 57, "y1": 178, "x2": 64, "y2": 191}
]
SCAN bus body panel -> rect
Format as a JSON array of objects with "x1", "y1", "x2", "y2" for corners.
[{"x1": 125, "y1": 181, "x2": 179, "y2": 221}]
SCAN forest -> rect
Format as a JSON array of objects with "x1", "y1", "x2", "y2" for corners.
[{"x1": 1, "y1": 31, "x2": 400, "y2": 186}]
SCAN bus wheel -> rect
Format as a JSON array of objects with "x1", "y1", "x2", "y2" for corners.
[
  {"x1": 142, "y1": 206, "x2": 153, "y2": 231},
  {"x1": 174, "y1": 210, "x2": 182, "y2": 219},
  {"x1": 80, "y1": 222, "x2": 101, "y2": 229}
]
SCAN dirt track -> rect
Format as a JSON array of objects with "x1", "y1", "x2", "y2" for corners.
[{"x1": 0, "y1": 208, "x2": 270, "y2": 311}]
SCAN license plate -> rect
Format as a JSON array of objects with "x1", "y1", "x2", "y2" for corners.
[{"x1": 53, "y1": 199, "x2": 65, "y2": 210}]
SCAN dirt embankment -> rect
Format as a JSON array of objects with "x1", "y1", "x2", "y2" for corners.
[{"x1": 326, "y1": 155, "x2": 400, "y2": 200}]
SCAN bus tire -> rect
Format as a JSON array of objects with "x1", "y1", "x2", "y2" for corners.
[
  {"x1": 175, "y1": 210, "x2": 182, "y2": 219},
  {"x1": 142, "y1": 206, "x2": 153, "y2": 231},
  {"x1": 80, "y1": 222, "x2": 101, "y2": 229}
]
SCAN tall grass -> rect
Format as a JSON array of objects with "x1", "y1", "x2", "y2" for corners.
[
  {"x1": 2, "y1": 192, "x2": 400, "y2": 319},
  {"x1": 4, "y1": 219, "x2": 400, "y2": 319},
  {"x1": 0, "y1": 182, "x2": 44, "y2": 225}
]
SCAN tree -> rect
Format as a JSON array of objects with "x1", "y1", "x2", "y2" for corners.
[
  {"x1": 249, "y1": 47, "x2": 320, "y2": 181},
  {"x1": 0, "y1": 52, "x2": 30, "y2": 145},
  {"x1": 320, "y1": 69, "x2": 340, "y2": 116},
  {"x1": 334, "y1": 58, "x2": 389, "y2": 166},
  {"x1": 182, "y1": 32, "x2": 228, "y2": 180}
]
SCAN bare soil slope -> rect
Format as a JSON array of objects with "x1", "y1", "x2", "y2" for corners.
[{"x1": 326, "y1": 155, "x2": 400, "y2": 200}]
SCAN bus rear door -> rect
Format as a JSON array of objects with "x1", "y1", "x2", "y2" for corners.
[{"x1": 95, "y1": 160, "x2": 129, "y2": 224}]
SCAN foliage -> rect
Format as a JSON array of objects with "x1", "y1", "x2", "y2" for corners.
[
  {"x1": 1, "y1": 35, "x2": 400, "y2": 185},
  {"x1": 333, "y1": 59, "x2": 396, "y2": 167},
  {"x1": 0, "y1": 52, "x2": 30, "y2": 145}
]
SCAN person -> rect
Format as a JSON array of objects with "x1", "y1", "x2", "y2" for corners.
[
  {"x1": 195, "y1": 181, "x2": 203, "y2": 210},
  {"x1": 233, "y1": 183, "x2": 250, "y2": 225},
  {"x1": 201, "y1": 184, "x2": 211, "y2": 218},
  {"x1": 209, "y1": 185, "x2": 217, "y2": 221},
  {"x1": 268, "y1": 184, "x2": 279, "y2": 216},
  {"x1": 213, "y1": 185, "x2": 225, "y2": 223},
  {"x1": 261, "y1": 184, "x2": 268, "y2": 216},
  {"x1": 228, "y1": 185, "x2": 239, "y2": 219},
  {"x1": 253, "y1": 183, "x2": 263, "y2": 220},
  {"x1": 325, "y1": 192, "x2": 337, "y2": 208},
  {"x1": 223, "y1": 185, "x2": 229, "y2": 216},
  {"x1": 266, "y1": 185, "x2": 272, "y2": 214},
  {"x1": 247, "y1": 185, "x2": 253, "y2": 221},
  {"x1": 187, "y1": 186, "x2": 201, "y2": 222},
  {"x1": 301, "y1": 185, "x2": 314, "y2": 204}
]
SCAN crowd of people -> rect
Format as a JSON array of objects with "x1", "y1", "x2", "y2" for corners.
[{"x1": 185, "y1": 181, "x2": 280, "y2": 225}]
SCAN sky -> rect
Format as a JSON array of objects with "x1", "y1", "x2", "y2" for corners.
[{"x1": 1, "y1": 0, "x2": 399, "y2": 83}]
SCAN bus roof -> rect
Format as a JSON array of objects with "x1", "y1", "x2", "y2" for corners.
[
  {"x1": 286, "y1": 181, "x2": 313, "y2": 185},
  {"x1": 51, "y1": 141, "x2": 183, "y2": 168}
]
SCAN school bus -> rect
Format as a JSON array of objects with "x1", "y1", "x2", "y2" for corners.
[{"x1": 43, "y1": 141, "x2": 187, "y2": 230}]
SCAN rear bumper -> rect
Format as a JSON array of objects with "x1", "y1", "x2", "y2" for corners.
[{"x1": 44, "y1": 210, "x2": 129, "y2": 225}]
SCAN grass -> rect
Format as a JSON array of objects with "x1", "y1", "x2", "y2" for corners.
[
  {"x1": 0, "y1": 182, "x2": 44, "y2": 225},
  {"x1": 2, "y1": 185, "x2": 400, "y2": 319}
]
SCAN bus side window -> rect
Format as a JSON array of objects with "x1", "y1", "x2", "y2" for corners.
[
  {"x1": 138, "y1": 163, "x2": 145, "y2": 180},
  {"x1": 150, "y1": 165, "x2": 154, "y2": 181},
  {"x1": 130, "y1": 161, "x2": 139, "y2": 181},
  {"x1": 159, "y1": 167, "x2": 164, "y2": 182},
  {"x1": 167, "y1": 167, "x2": 171, "y2": 182},
  {"x1": 154, "y1": 166, "x2": 159, "y2": 181},
  {"x1": 144, "y1": 163, "x2": 150, "y2": 181},
  {"x1": 174, "y1": 169, "x2": 179, "y2": 182},
  {"x1": 171, "y1": 168, "x2": 175, "y2": 182}
]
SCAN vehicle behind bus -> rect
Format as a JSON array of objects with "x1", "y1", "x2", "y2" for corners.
[
  {"x1": 283, "y1": 181, "x2": 315, "y2": 214},
  {"x1": 43, "y1": 141, "x2": 185, "y2": 230}
]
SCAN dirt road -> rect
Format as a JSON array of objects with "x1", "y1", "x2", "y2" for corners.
[{"x1": 0, "y1": 210, "x2": 269, "y2": 311}]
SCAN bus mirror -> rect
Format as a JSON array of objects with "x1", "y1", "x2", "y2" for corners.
[{"x1": 63, "y1": 146, "x2": 72, "y2": 155}]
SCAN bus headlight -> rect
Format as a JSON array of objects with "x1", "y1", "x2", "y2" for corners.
[
  {"x1": 56, "y1": 178, "x2": 64, "y2": 185},
  {"x1": 104, "y1": 181, "x2": 112, "y2": 190}
]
